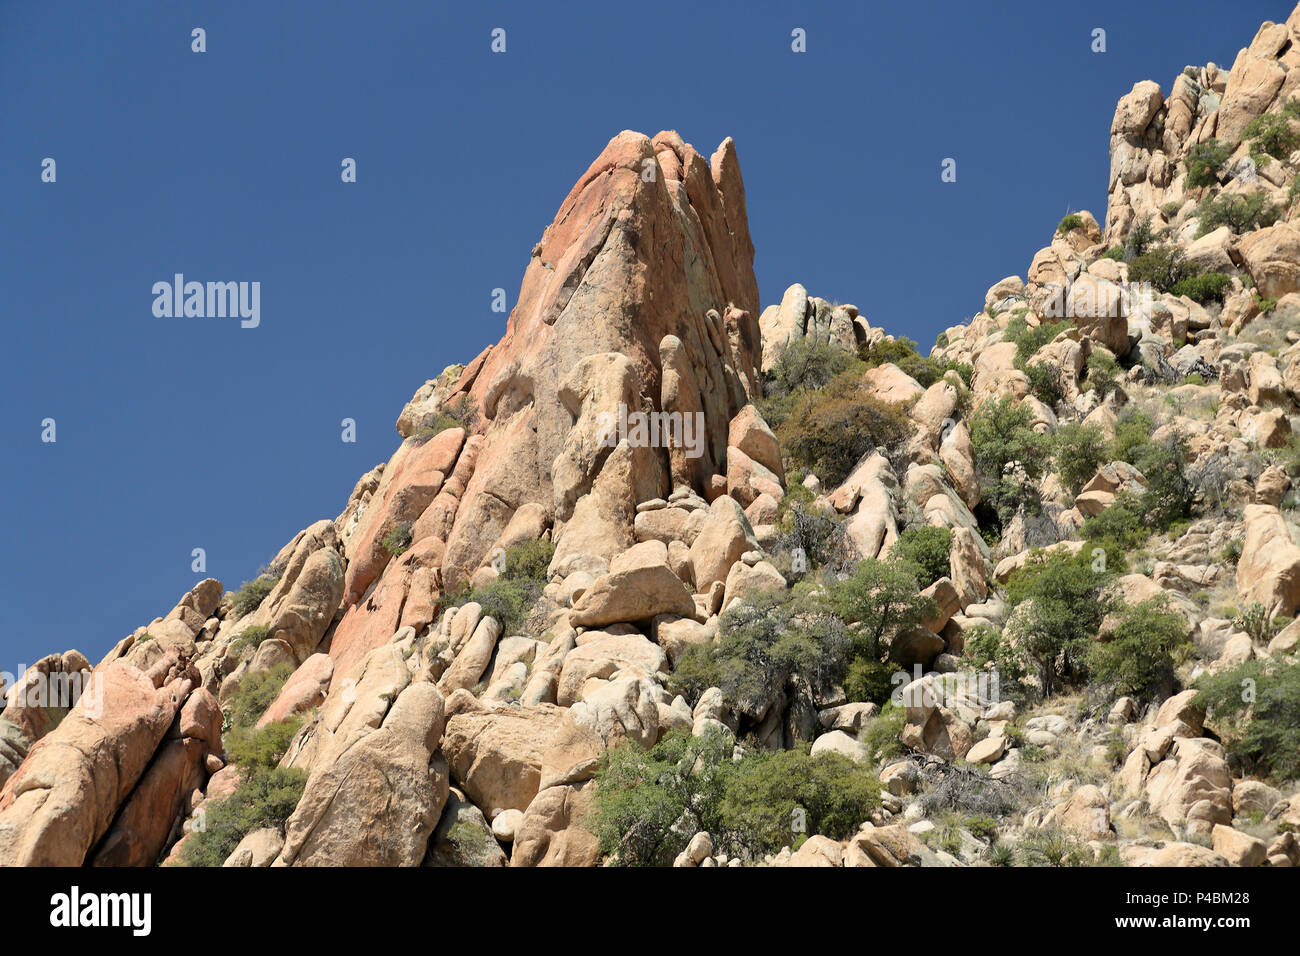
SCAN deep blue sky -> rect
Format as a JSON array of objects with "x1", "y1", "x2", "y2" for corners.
[{"x1": 0, "y1": 0, "x2": 1285, "y2": 667}]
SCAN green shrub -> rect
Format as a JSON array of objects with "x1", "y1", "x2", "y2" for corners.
[
  {"x1": 775, "y1": 370, "x2": 913, "y2": 488},
  {"x1": 888, "y1": 525, "x2": 953, "y2": 586},
  {"x1": 1196, "y1": 657, "x2": 1300, "y2": 780},
  {"x1": 1005, "y1": 551, "x2": 1115, "y2": 696},
  {"x1": 1128, "y1": 245, "x2": 1201, "y2": 292},
  {"x1": 413, "y1": 394, "x2": 480, "y2": 438},
  {"x1": 1003, "y1": 316, "x2": 1072, "y2": 367},
  {"x1": 223, "y1": 663, "x2": 294, "y2": 731},
  {"x1": 1107, "y1": 409, "x2": 1155, "y2": 465},
  {"x1": 670, "y1": 590, "x2": 851, "y2": 721},
  {"x1": 461, "y1": 578, "x2": 528, "y2": 637},
  {"x1": 224, "y1": 717, "x2": 302, "y2": 771},
  {"x1": 231, "y1": 575, "x2": 279, "y2": 619},
  {"x1": 1080, "y1": 492, "x2": 1148, "y2": 550},
  {"x1": 1017, "y1": 826, "x2": 1094, "y2": 866},
  {"x1": 764, "y1": 337, "x2": 857, "y2": 397},
  {"x1": 1124, "y1": 217, "x2": 1157, "y2": 258},
  {"x1": 457, "y1": 539, "x2": 555, "y2": 637},
  {"x1": 227, "y1": 624, "x2": 271, "y2": 659},
  {"x1": 1082, "y1": 351, "x2": 1122, "y2": 399},
  {"x1": 593, "y1": 729, "x2": 881, "y2": 865},
  {"x1": 1232, "y1": 601, "x2": 1278, "y2": 644},
  {"x1": 1025, "y1": 362, "x2": 1063, "y2": 407},
  {"x1": 970, "y1": 395, "x2": 1052, "y2": 522},
  {"x1": 1133, "y1": 436, "x2": 1193, "y2": 530},
  {"x1": 1053, "y1": 422, "x2": 1107, "y2": 495},
  {"x1": 1195, "y1": 191, "x2": 1282, "y2": 236},
  {"x1": 964, "y1": 625, "x2": 1029, "y2": 700},
  {"x1": 1087, "y1": 597, "x2": 1191, "y2": 701},
  {"x1": 1057, "y1": 214, "x2": 1084, "y2": 234},
  {"x1": 843, "y1": 657, "x2": 897, "y2": 706},
  {"x1": 1101, "y1": 246, "x2": 1125, "y2": 261},
  {"x1": 827, "y1": 559, "x2": 936, "y2": 661},
  {"x1": 1169, "y1": 271, "x2": 1234, "y2": 304},
  {"x1": 859, "y1": 336, "x2": 947, "y2": 387},
  {"x1": 502, "y1": 538, "x2": 555, "y2": 581},
  {"x1": 1243, "y1": 112, "x2": 1300, "y2": 161},
  {"x1": 1185, "y1": 139, "x2": 1233, "y2": 188},
  {"x1": 860, "y1": 703, "x2": 907, "y2": 763},
  {"x1": 774, "y1": 493, "x2": 847, "y2": 579},
  {"x1": 180, "y1": 767, "x2": 307, "y2": 867},
  {"x1": 716, "y1": 746, "x2": 882, "y2": 856},
  {"x1": 381, "y1": 521, "x2": 413, "y2": 557}
]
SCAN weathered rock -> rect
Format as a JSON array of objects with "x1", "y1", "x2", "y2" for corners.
[{"x1": 276, "y1": 681, "x2": 448, "y2": 867}]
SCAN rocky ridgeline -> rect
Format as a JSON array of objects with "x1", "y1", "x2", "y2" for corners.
[{"x1": 4, "y1": 8, "x2": 1300, "y2": 868}]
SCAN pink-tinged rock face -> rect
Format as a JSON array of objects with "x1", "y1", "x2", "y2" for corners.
[
  {"x1": 431, "y1": 131, "x2": 762, "y2": 593},
  {"x1": 0, "y1": 657, "x2": 198, "y2": 866}
]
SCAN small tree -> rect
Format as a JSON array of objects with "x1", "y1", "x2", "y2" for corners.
[
  {"x1": 1006, "y1": 552, "x2": 1115, "y2": 696},
  {"x1": 970, "y1": 395, "x2": 1052, "y2": 522},
  {"x1": 1185, "y1": 139, "x2": 1233, "y2": 188},
  {"x1": 1087, "y1": 597, "x2": 1191, "y2": 701},
  {"x1": 671, "y1": 590, "x2": 851, "y2": 721},
  {"x1": 888, "y1": 525, "x2": 953, "y2": 586},
  {"x1": 826, "y1": 559, "x2": 935, "y2": 661},
  {"x1": 1053, "y1": 422, "x2": 1107, "y2": 495},
  {"x1": 1196, "y1": 658, "x2": 1300, "y2": 781}
]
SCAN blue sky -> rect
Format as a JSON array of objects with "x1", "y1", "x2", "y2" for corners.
[{"x1": 0, "y1": 0, "x2": 1284, "y2": 667}]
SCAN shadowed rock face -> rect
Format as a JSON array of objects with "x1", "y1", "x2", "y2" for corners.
[{"x1": 436, "y1": 130, "x2": 764, "y2": 592}]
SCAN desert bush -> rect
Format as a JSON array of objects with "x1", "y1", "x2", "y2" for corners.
[
  {"x1": 1232, "y1": 601, "x2": 1278, "y2": 644},
  {"x1": 717, "y1": 746, "x2": 882, "y2": 857},
  {"x1": 888, "y1": 525, "x2": 953, "y2": 586},
  {"x1": 1087, "y1": 597, "x2": 1191, "y2": 701},
  {"x1": 670, "y1": 590, "x2": 850, "y2": 720},
  {"x1": 1196, "y1": 657, "x2": 1300, "y2": 781},
  {"x1": 381, "y1": 521, "x2": 413, "y2": 557},
  {"x1": 1017, "y1": 826, "x2": 1094, "y2": 866},
  {"x1": 917, "y1": 761, "x2": 1021, "y2": 818},
  {"x1": 414, "y1": 393, "x2": 480, "y2": 438},
  {"x1": 1195, "y1": 190, "x2": 1282, "y2": 236},
  {"x1": 1079, "y1": 492, "x2": 1148, "y2": 550},
  {"x1": 1185, "y1": 139, "x2": 1233, "y2": 188},
  {"x1": 970, "y1": 395, "x2": 1052, "y2": 522},
  {"x1": 764, "y1": 337, "x2": 857, "y2": 397},
  {"x1": 776, "y1": 370, "x2": 913, "y2": 488},
  {"x1": 1244, "y1": 112, "x2": 1300, "y2": 161},
  {"x1": 1025, "y1": 362, "x2": 1063, "y2": 407},
  {"x1": 223, "y1": 663, "x2": 294, "y2": 731},
  {"x1": 231, "y1": 574, "x2": 279, "y2": 619},
  {"x1": 1107, "y1": 408, "x2": 1156, "y2": 465},
  {"x1": 180, "y1": 767, "x2": 307, "y2": 867},
  {"x1": 826, "y1": 559, "x2": 936, "y2": 661},
  {"x1": 860, "y1": 703, "x2": 907, "y2": 763},
  {"x1": 1133, "y1": 436, "x2": 1193, "y2": 529},
  {"x1": 1082, "y1": 351, "x2": 1122, "y2": 399},
  {"x1": 1005, "y1": 551, "x2": 1115, "y2": 696},
  {"x1": 457, "y1": 539, "x2": 555, "y2": 636},
  {"x1": 592, "y1": 729, "x2": 882, "y2": 865},
  {"x1": 1053, "y1": 422, "x2": 1107, "y2": 495},
  {"x1": 224, "y1": 717, "x2": 302, "y2": 771},
  {"x1": 1128, "y1": 245, "x2": 1201, "y2": 292},
  {"x1": 860, "y1": 336, "x2": 947, "y2": 387},
  {"x1": 773, "y1": 489, "x2": 849, "y2": 579},
  {"x1": 1003, "y1": 316, "x2": 1072, "y2": 367},
  {"x1": 1124, "y1": 217, "x2": 1157, "y2": 258},
  {"x1": 1169, "y1": 271, "x2": 1234, "y2": 304},
  {"x1": 1057, "y1": 214, "x2": 1084, "y2": 234},
  {"x1": 502, "y1": 538, "x2": 555, "y2": 581},
  {"x1": 227, "y1": 624, "x2": 271, "y2": 659}
]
